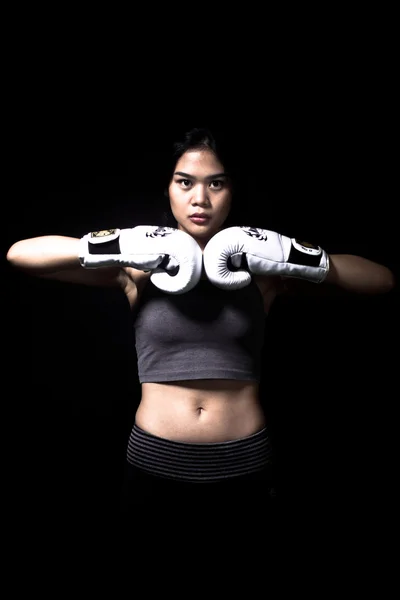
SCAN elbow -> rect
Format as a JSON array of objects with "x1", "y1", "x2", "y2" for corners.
[
  {"x1": 366, "y1": 265, "x2": 396, "y2": 295},
  {"x1": 6, "y1": 241, "x2": 29, "y2": 270},
  {"x1": 6, "y1": 242, "x2": 20, "y2": 267},
  {"x1": 382, "y1": 267, "x2": 396, "y2": 294}
]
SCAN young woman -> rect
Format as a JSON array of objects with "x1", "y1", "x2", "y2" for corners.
[{"x1": 6, "y1": 127, "x2": 395, "y2": 522}]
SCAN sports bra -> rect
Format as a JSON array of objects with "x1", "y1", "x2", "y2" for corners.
[{"x1": 133, "y1": 278, "x2": 266, "y2": 383}]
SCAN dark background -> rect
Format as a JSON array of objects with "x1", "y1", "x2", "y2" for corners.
[
  {"x1": 2, "y1": 17, "x2": 398, "y2": 564},
  {"x1": 5, "y1": 115, "x2": 397, "y2": 524}
]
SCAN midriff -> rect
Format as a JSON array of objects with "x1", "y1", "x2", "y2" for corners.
[{"x1": 135, "y1": 379, "x2": 266, "y2": 443}]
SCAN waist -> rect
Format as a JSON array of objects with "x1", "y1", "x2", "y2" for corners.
[
  {"x1": 126, "y1": 423, "x2": 272, "y2": 482},
  {"x1": 135, "y1": 380, "x2": 266, "y2": 443}
]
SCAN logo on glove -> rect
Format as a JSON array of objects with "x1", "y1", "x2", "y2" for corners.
[
  {"x1": 145, "y1": 226, "x2": 175, "y2": 239},
  {"x1": 90, "y1": 229, "x2": 117, "y2": 238},
  {"x1": 242, "y1": 227, "x2": 268, "y2": 241},
  {"x1": 293, "y1": 239, "x2": 322, "y2": 256}
]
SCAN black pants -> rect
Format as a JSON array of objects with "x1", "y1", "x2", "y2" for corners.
[
  {"x1": 120, "y1": 424, "x2": 279, "y2": 540},
  {"x1": 120, "y1": 461, "x2": 277, "y2": 523},
  {"x1": 117, "y1": 462, "x2": 279, "y2": 563},
  {"x1": 118, "y1": 467, "x2": 281, "y2": 554}
]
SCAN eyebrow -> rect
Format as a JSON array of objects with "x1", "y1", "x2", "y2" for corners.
[{"x1": 174, "y1": 171, "x2": 227, "y2": 180}]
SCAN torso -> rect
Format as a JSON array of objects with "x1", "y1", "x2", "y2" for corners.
[{"x1": 123, "y1": 267, "x2": 279, "y2": 442}]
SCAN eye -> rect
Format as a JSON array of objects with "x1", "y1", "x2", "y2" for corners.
[
  {"x1": 210, "y1": 180, "x2": 224, "y2": 190},
  {"x1": 177, "y1": 178, "x2": 192, "y2": 189}
]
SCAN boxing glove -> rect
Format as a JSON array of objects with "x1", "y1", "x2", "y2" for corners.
[
  {"x1": 203, "y1": 226, "x2": 330, "y2": 290},
  {"x1": 79, "y1": 226, "x2": 203, "y2": 294}
]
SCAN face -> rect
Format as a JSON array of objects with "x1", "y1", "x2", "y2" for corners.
[{"x1": 168, "y1": 149, "x2": 233, "y2": 248}]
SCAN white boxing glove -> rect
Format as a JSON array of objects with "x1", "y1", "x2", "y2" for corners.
[
  {"x1": 203, "y1": 226, "x2": 330, "y2": 290},
  {"x1": 79, "y1": 226, "x2": 203, "y2": 294}
]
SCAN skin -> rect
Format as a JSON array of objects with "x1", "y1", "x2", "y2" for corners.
[
  {"x1": 168, "y1": 149, "x2": 232, "y2": 250},
  {"x1": 6, "y1": 149, "x2": 396, "y2": 443}
]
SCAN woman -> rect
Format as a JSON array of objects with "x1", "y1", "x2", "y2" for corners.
[{"x1": 6, "y1": 127, "x2": 395, "y2": 522}]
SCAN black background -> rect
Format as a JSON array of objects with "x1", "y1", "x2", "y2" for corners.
[{"x1": 2, "y1": 14, "x2": 399, "y2": 569}]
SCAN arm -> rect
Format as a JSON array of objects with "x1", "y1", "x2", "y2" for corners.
[
  {"x1": 203, "y1": 226, "x2": 396, "y2": 296},
  {"x1": 6, "y1": 235, "x2": 122, "y2": 286},
  {"x1": 324, "y1": 254, "x2": 395, "y2": 294},
  {"x1": 7, "y1": 226, "x2": 204, "y2": 294}
]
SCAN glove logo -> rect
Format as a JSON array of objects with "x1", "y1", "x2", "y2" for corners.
[
  {"x1": 145, "y1": 226, "x2": 175, "y2": 239},
  {"x1": 91, "y1": 229, "x2": 117, "y2": 238},
  {"x1": 292, "y1": 239, "x2": 322, "y2": 256},
  {"x1": 241, "y1": 227, "x2": 268, "y2": 241}
]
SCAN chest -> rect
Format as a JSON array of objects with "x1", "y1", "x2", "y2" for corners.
[{"x1": 134, "y1": 278, "x2": 267, "y2": 346}]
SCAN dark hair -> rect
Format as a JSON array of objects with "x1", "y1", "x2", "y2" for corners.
[
  {"x1": 171, "y1": 127, "x2": 229, "y2": 169},
  {"x1": 161, "y1": 126, "x2": 245, "y2": 228}
]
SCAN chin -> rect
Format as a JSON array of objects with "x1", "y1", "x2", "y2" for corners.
[{"x1": 192, "y1": 226, "x2": 219, "y2": 240}]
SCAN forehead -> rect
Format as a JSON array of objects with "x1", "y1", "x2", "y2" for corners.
[{"x1": 174, "y1": 149, "x2": 225, "y2": 174}]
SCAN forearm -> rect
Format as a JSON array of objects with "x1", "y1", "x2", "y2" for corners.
[
  {"x1": 7, "y1": 235, "x2": 81, "y2": 274},
  {"x1": 325, "y1": 254, "x2": 395, "y2": 294}
]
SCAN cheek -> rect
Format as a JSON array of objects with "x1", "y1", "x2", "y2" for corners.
[
  {"x1": 219, "y1": 197, "x2": 232, "y2": 217},
  {"x1": 168, "y1": 193, "x2": 184, "y2": 219},
  {"x1": 167, "y1": 186, "x2": 177, "y2": 206}
]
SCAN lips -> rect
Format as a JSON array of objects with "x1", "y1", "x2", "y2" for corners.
[
  {"x1": 189, "y1": 213, "x2": 210, "y2": 221},
  {"x1": 189, "y1": 215, "x2": 210, "y2": 224}
]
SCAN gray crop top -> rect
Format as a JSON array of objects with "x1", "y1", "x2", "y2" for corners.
[{"x1": 133, "y1": 278, "x2": 266, "y2": 383}]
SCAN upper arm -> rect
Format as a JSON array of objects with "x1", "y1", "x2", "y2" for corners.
[
  {"x1": 7, "y1": 234, "x2": 151, "y2": 307},
  {"x1": 38, "y1": 265, "x2": 150, "y2": 307},
  {"x1": 37, "y1": 266, "x2": 124, "y2": 287}
]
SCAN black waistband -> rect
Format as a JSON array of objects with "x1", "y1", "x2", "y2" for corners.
[{"x1": 126, "y1": 424, "x2": 272, "y2": 482}]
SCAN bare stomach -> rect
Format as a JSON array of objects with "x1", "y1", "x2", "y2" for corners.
[{"x1": 135, "y1": 380, "x2": 266, "y2": 443}]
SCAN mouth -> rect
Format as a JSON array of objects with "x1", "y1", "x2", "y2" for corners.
[{"x1": 189, "y1": 215, "x2": 210, "y2": 224}]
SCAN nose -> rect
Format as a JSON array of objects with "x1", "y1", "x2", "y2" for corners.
[{"x1": 191, "y1": 184, "x2": 210, "y2": 207}]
